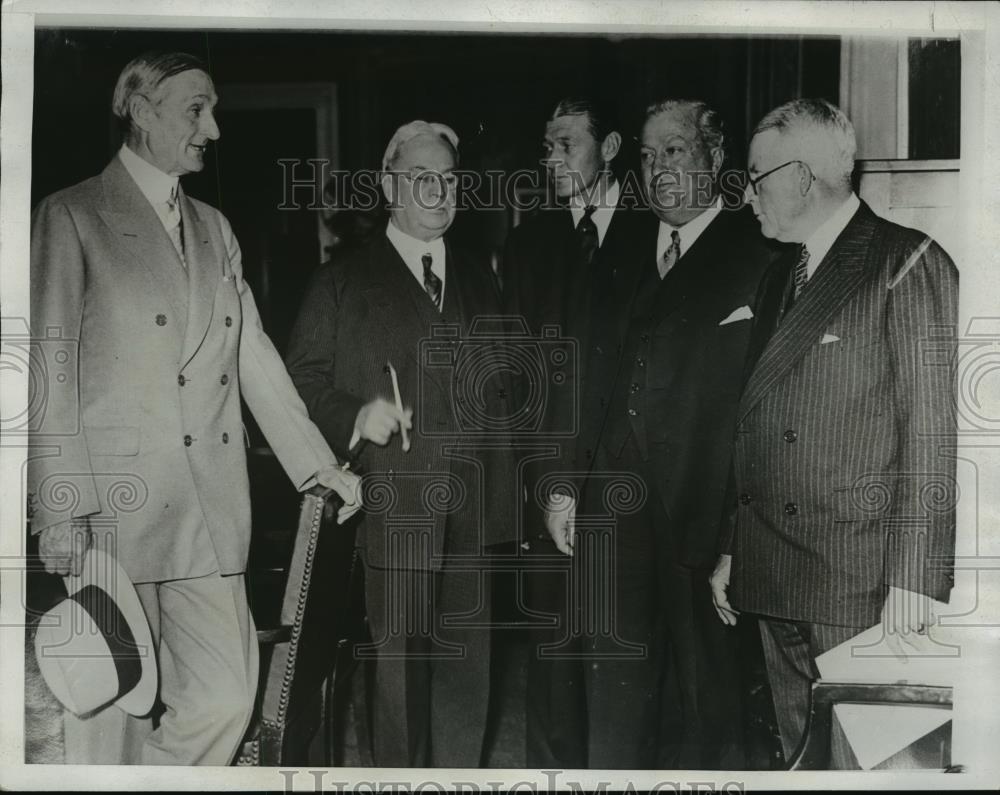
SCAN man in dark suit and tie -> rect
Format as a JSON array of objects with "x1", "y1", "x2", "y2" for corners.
[
  {"x1": 28, "y1": 51, "x2": 361, "y2": 765},
  {"x1": 502, "y1": 95, "x2": 650, "y2": 768},
  {"x1": 572, "y1": 99, "x2": 779, "y2": 768},
  {"x1": 710, "y1": 98, "x2": 958, "y2": 765},
  {"x1": 285, "y1": 121, "x2": 515, "y2": 767}
]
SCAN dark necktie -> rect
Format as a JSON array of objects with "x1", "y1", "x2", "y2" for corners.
[
  {"x1": 575, "y1": 205, "x2": 599, "y2": 268},
  {"x1": 422, "y1": 253, "x2": 442, "y2": 310}
]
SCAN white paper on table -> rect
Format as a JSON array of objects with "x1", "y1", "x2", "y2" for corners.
[{"x1": 815, "y1": 615, "x2": 958, "y2": 770}]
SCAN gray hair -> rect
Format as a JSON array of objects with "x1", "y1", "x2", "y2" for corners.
[
  {"x1": 644, "y1": 99, "x2": 725, "y2": 157},
  {"x1": 381, "y1": 120, "x2": 459, "y2": 172},
  {"x1": 753, "y1": 98, "x2": 856, "y2": 191},
  {"x1": 112, "y1": 51, "x2": 209, "y2": 130}
]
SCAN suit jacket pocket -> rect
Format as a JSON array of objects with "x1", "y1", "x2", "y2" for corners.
[{"x1": 87, "y1": 426, "x2": 141, "y2": 457}]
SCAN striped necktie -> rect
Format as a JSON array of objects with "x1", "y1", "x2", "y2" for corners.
[
  {"x1": 164, "y1": 185, "x2": 186, "y2": 266},
  {"x1": 658, "y1": 229, "x2": 681, "y2": 279},
  {"x1": 793, "y1": 244, "x2": 810, "y2": 298},
  {"x1": 422, "y1": 253, "x2": 442, "y2": 310}
]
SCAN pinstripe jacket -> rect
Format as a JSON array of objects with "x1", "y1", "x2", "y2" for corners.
[{"x1": 724, "y1": 201, "x2": 958, "y2": 628}]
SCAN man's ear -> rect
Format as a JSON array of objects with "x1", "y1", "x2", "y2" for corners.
[
  {"x1": 601, "y1": 131, "x2": 622, "y2": 164},
  {"x1": 128, "y1": 94, "x2": 154, "y2": 134},
  {"x1": 709, "y1": 146, "x2": 724, "y2": 178},
  {"x1": 381, "y1": 172, "x2": 397, "y2": 207},
  {"x1": 797, "y1": 161, "x2": 815, "y2": 196}
]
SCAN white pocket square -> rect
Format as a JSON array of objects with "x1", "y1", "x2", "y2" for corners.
[
  {"x1": 719, "y1": 305, "x2": 754, "y2": 325},
  {"x1": 821, "y1": 333, "x2": 841, "y2": 344}
]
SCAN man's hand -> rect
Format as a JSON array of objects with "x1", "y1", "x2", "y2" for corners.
[
  {"x1": 709, "y1": 553, "x2": 740, "y2": 626},
  {"x1": 38, "y1": 518, "x2": 93, "y2": 577},
  {"x1": 354, "y1": 399, "x2": 413, "y2": 448},
  {"x1": 543, "y1": 492, "x2": 576, "y2": 556},
  {"x1": 317, "y1": 465, "x2": 364, "y2": 524},
  {"x1": 881, "y1": 585, "x2": 936, "y2": 661}
]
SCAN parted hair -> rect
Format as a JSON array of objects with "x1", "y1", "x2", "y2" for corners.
[
  {"x1": 112, "y1": 51, "x2": 209, "y2": 127},
  {"x1": 753, "y1": 98, "x2": 856, "y2": 191}
]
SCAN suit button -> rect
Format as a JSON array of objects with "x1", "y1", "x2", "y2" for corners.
[
  {"x1": 222, "y1": 432, "x2": 229, "y2": 444},
  {"x1": 178, "y1": 374, "x2": 186, "y2": 386},
  {"x1": 595, "y1": 346, "x2": 604, "y2": 355},
  {"x1": 640, "y1": 334, "x2": 650, "y2": 343},
  {"x1": 225, "y1": 316, "x2": 233, "y2": 327},
  {"x1": 636, "y1": 357, "x2": 645, "y2": 368},
  {"x1": 627, "y1": 408, "x2": 637, "y2": 416},
  {"x1": 784, "y1": 502, "x2": 798, "y2": 515},
  {"x1": 387, "y1": 469, "x2": 395, "y2": 481},
  {"x1": 739, "y1": 494, "x2": 752, "y2": 505},
  {"x1": 221, "y1": 374, "x2": 229, "y2": 385},
  {"x1": 498, "y1": 388, "x2": 506, "y2": 399},
  {"x1": 783, "y1": 429, "x2": 798, "y2": 443},
  {"x1": 183, "y1": 435, "x2": 193, "y2": 447},
  {"x1": 630, "y1": 382, "x2": 640, "y2": 394},
  {"x1": 156, "y1": 314, "x2": 167, "y2": 326}
]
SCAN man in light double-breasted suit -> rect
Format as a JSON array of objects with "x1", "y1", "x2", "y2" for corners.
[
  {"x1": 711, "y1": 99, "x2": 958, "y2": 765},
  {"x1": 28, "y1": 51, "x2": 361, "y2": 765}
]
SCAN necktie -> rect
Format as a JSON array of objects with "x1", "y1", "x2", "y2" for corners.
[
  {"x1": 781, "y1": 244, "x2": 811, "y2": 320},
  {"x1": 658, "y1": 229, "x2": 681, "y2": 279},
  {"x1": 422, "y1": 253, "x2": 442, "y2": 310},
  {"x1": 165, "y1": 185, "x2": 186, "y2": 266},
  {"x1": 575, "y1": 205, "x2": 599, "y2": 268}
]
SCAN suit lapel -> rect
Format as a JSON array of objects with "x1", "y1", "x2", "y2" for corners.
[
  {"x1": 360, "y1": 237, "x2": 451, "y2": 395},
  {"x1": 96, "y1": 158, "x2": 188, "y2": 322},
  {"x1": 738, "y1": 204, "x2": 878, "y2": 420},
  {"x1": 178, "y1": 191, "x2": 221, "y2": 368}
]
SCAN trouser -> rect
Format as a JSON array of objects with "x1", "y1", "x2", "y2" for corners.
[
  {"x1": 361, "y1": 537, "x2": 492, "y2": 768},
  {"x1": 580, "y1": 435, "x2": 747, "y2": 769},
  {"x1": 758, "y1": 616, "x2": 867, "y2": 765},
  {"x1": 63, "y1": 569, "x2": 258, "y2": 766},
  {"x1": 524, "y1": 531, "x2": 587, "y2": 769}
]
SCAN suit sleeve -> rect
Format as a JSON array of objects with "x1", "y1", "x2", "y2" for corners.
[
  {"x1": 27, "y1": 198, "x2": 101, "y2": 533},
  {"x1": 886, "y1": 237, "x2": 958, "y2": 601},
  {"x1": 284, "y1": 261, "x2": 366, "y2": 460},
  {"x1": 221, "y1": 215, "x2": 338, "y2": 489}
]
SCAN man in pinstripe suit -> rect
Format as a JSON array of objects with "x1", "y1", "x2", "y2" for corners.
[{"x1": 710, "y1": 99, "x2": 958, "y2": 765}]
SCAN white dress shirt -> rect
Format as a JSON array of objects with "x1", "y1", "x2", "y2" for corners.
[
  {"x1": 802, "y1": 192, "x2": 861, "y2": 279},
  {"x1": 570, "y1": 178, "x2": 620, "y2": 246},
  {"x1": 118, "y1": 144, "x2": 180, "y2": 233},
  {"x1": 655, "y1": 196, "x2": 724, "y2": 266},
  {"x1": 386, "y1": 219, "x2": 446, "y2": 306}
]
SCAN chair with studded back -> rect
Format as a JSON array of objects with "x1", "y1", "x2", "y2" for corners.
[{"x1": 235, "y1": 479, "x2": 368, "y2": 766}]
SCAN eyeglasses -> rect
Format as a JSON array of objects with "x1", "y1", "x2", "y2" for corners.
[
  {"x1": 745, "y1": 160, "x2": 813, "y2": 196},
  {"x1": 398, "y1": 169, "x2": 458, "y2": 192}
]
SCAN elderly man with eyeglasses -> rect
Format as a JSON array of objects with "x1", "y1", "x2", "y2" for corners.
[
  {"x1": 711, "y1": 98, "x2": 959, "y2": 766},
  {"x1": 285, "y1": 120, "x2": 516, "y2": 767}
]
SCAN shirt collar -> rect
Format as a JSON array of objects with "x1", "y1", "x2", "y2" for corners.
[
  {"x1": 118, "y1": 144, "x2": 179, "y2": 208},
  {"x1": 657, "y1": 196, "x2": 723, "y2": 258},
  {"x1": 386, "y1": 219, "x2": 446, "y2": 269},
  {"x1": 803, "y1": 193, "x2": 860, "y2": 277}
]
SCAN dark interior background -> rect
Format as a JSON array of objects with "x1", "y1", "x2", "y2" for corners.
[{"x1": 32, "y1": 28, "x2": 843, "y2": 348}]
